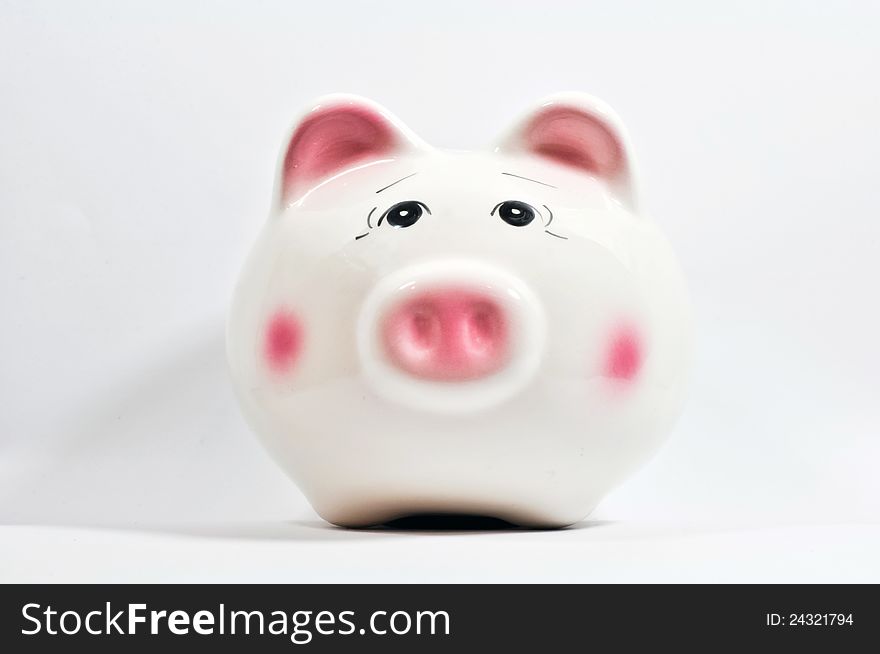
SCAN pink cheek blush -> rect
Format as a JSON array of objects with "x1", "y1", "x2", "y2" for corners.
[
  {"x1": 604, "y1": 326, "x2": 642, "y2": 382},
  {"x1": 264, "y1": 310, "x2": 302, "y2": 374}
]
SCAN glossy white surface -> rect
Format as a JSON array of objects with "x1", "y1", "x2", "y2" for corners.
[{"x1": 227, "y1": 94, "x2": 692, "y2": 526}]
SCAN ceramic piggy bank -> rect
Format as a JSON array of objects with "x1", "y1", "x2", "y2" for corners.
[{"x1": 228, "y1": 93, "x2": 691, "y2": 527}]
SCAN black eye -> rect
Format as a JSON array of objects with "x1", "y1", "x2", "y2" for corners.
[
  {"x1": 380, "y1": 200, "x2": 428, "y2": 228},
  {"x1": 493, "y1": 200, "x2": 536, "y2": 227}
]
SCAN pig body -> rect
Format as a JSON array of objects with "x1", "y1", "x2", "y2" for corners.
[{"x1": 227, "y1": 94, "x2": 691, "y2": 527}]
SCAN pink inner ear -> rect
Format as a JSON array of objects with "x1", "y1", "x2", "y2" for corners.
[
  {"x1": 282, "y1": 105, "x2": 396, "y2": 204},
  {"x1": 523, "y1": 107, "x2": 624, "y2": 179}
]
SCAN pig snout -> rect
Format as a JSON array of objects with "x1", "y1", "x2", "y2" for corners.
[
  {"x1": 357, "y1": 261, "x2": 546, "y2": 411},
  {"x1": 380, "y1": 289, "x2": 509, "y2": 382}
]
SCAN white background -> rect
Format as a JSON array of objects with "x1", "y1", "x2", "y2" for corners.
[{"x1": 1, "y1": 0, "x2": 878, "y2": 582}]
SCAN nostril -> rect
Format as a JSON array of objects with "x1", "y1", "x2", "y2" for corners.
[
  {"x1": 385, "y1": 305, "x2": 438, "y2": 369},
  {"x1": 463, "y1": 302, "x2": 503, "y2": 355},
  {"x1": 408, "y1": 306, "x2": 440, "y2": 351}
]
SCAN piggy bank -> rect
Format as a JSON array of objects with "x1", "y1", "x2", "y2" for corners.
[{"x1": 227, "y1": 93, "x2": 691, "y2": 527}]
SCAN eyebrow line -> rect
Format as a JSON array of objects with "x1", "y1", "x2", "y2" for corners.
[
  {"x1": 376, "y1": 172, "x2": 418, "y2": 193},
  {"x1": 501, "y1": 172, "x2": 557, "y2": 189}
]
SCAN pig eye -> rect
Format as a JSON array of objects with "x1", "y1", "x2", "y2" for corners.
[
  {"x1": 492, "y1": 200, "x2": 536, "y2": 227},
  {"x1": 379, "y1": 200, "x2": 430, "y2": 228}
]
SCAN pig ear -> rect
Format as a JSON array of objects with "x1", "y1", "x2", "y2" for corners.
[
  {"x1": 496, "y1": 94, "x2": 639, "y2": 211},
  {"x1": 275, "y1": 95, "x2": 425, "y2": 208}
]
